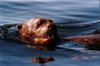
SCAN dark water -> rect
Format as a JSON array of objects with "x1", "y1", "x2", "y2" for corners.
[{"x1": 0, "y1": 0, "x2": 100, "y2": 66}]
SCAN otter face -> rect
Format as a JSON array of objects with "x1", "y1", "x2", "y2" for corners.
[{"x1": 17, "y1": 17, "x2": 58, "y2": 45}]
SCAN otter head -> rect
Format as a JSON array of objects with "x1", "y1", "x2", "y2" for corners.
[{"x1": 17, "y1": 17, "x2": 59, "y2": 45}]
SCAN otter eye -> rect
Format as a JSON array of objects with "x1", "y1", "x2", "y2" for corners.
[{"x1": 17, "y1": 24, "x2": 22, "y2": 30}]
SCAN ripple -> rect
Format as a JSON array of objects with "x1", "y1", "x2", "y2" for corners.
[
  {"x1": 0, "y1": 0, "x2": 99, "y2": 24},
  {"x1": 56, "y1": 20, "x2": 100, "y2": 28}
]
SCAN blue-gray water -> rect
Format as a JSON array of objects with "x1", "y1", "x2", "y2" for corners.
[{"x1": 0, "y1": 0, "x2": 100, "y2": 66}]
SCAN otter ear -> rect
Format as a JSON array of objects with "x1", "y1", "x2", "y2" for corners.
[
  {"x1": 16, "y1": 24, "x2": 22, "y2": 30},
  {"x1": 48, "y1": 19, "x2": 53, "y2": 23}
]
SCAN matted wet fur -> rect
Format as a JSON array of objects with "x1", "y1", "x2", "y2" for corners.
[{"x1": 17, "y1": 17, "x2": 60, "y2": 46}]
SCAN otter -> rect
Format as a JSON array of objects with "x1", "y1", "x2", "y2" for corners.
[
  {"x1": 16, "y1": 17, "x2": 60, "y2": 45},
  {"x1": 0, "y1": 17, "x2": 100, "y2": 50}
]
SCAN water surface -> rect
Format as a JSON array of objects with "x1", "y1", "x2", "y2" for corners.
[{"x1": 0, "y1": 0, "x2": 100, "y2": 66}]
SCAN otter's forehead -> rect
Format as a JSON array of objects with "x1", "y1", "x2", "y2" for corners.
[
  {"x1": 27, "y1": 18, "x2": 40, "y2": 26},
  {"x1": 25, "y1": 18, "x2": 40, "y2": 32},
  {"x1": 23, "y1": 17, "x2": 53, "y2": 32},
  {"x1": 28, "y1": 18, "x2": 40, "y2": 26}
]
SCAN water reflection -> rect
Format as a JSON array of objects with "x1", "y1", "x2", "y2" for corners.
[
  {"x1": 27, "y1": 44, "x2": 56, "y2": 51},
  {"x1": 31, "y1": 56, "x2": 55, "y2": 64}
]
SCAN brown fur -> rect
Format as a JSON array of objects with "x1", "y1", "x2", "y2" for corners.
[
  {"x1": 64, "y1": 34, "x2": 100, "y2": 49},
  {"x1": 17, "y1": 17, "x2": 60, "y2": 45}
]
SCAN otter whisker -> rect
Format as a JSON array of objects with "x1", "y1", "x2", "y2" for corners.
[{"x1": 30, "y1": 35, "x2": 37, "y2": 41}]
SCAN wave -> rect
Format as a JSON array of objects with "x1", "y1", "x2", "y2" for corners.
[{"x1": 56, "y1": 20, "x2": 100, "y2": 28}]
